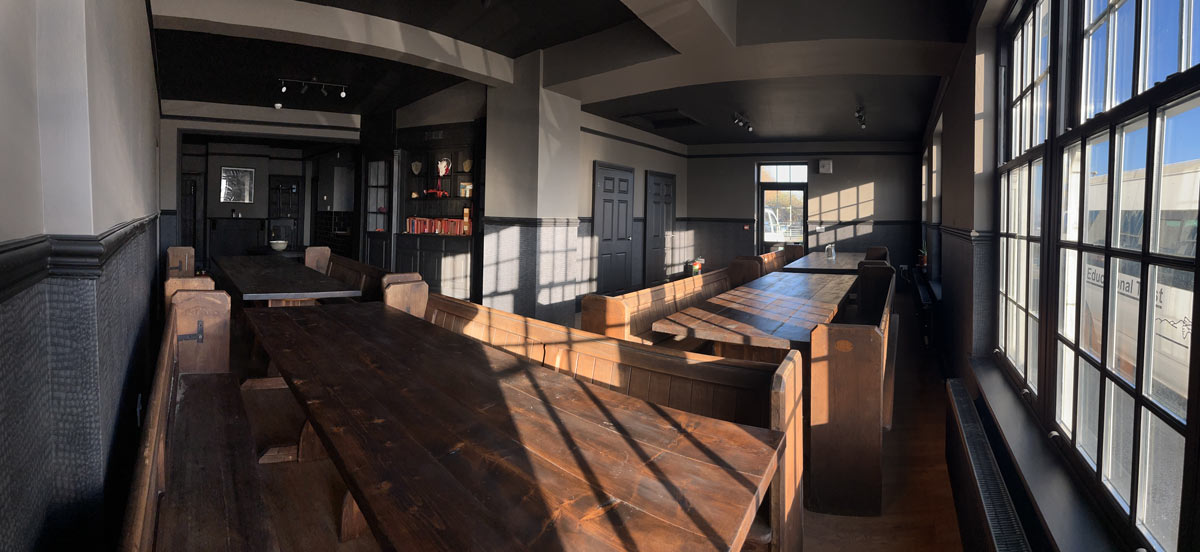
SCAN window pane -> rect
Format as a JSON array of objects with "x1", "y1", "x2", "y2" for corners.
[
  {"x1": 1015, "y1": 164, "x2": 1029, "y2": 237},
  {"x1": 1115, "y1": 117, "x2": 1148, "y2": 250},
  {"x1": 1089, "y1": 0, "x2": 1108, "y2": 26},
  {"x1": 1030, "y1": 242, "x2": 1041, "y2": 315},
  {"x1": 1076, "y1": 359, "x2": 1101, "y2": 465},
  {"x1": 1001, "y1": 171, "x2": 1009, "y2": 234},
  {"x1": 1037, "y1": 0, "x2": 1050, "y2": 74},
  {"x1": 1010, "y1": 300, "x2": 1025, "y2": 372},
  {"x1": 1024, "y1": 17, "x2": 1035, "y2": 87},
  {"x1": 760, "y1": 165, "x2": 777, "y2": 183},
  {"x1": 1137, "y1": 413, "x2": 1184, "y2": 552},
  {"x1": 1060, "y1": 248, "x2": 1079, "y2": 340},
  {"x1": 999, "y1": 291, "x2": 1008, "y2": 348},
  {"x1": 1086, "y1": 23, "x2": 1109, "y2": 119},
  {"x1": 1144, "y1": 0, "x2": 1182, "y2": 89},
  {"x1": 1017, "y1": 238, "x2": 1027, "y2": 306},
  {"x1": 1107, "y1": 259, "x2": 1142, "y2": 384},
  {"x1": 1031, "y1": 159, "x2": 1044, "y2": 236},
  {"x1": 1101, "y1": 381, "x2": 1135, "y2": 510},
  {"x1": 1153, "y1": 93, "x2": 1200, "y2": 257},
  {"x1": 1086, "y1": 133, "x2": 1111, "y2": 245},
  {"x1": 791, "y1": 164, "x2": 808, "y2": 183},
  {"x1": 1064, "y1": 143, "x2": 1083, "y2": 241},
  {"x1": 1014, "y1": 29, "x2": 1024, "y2": 98},
  {"x1": 1113, "y1": 0, "x2": 1136, "y2": 105},
  {"x1": 1027, "y1": 317, "x2": 1039, "y2": 391},
  {"x1": 1145, "y1": 265, "x2": 1192, "y2": 420},
  {"x1": 1000, "y1": 237, "x2": 1008, "y2": 294},
  {"x1": 1080, "y1": 253, "x2": 1106, "y2": 360},
  {"x1": 1058, "y1": 341, "x2": 1076, "y2": 435},
  {"x1": 1036, "y1": 79, "x2": 1049, "y2": 144},
  {"x1": 1193, "y1": 0, "x2": 1200, "y2": 68}
]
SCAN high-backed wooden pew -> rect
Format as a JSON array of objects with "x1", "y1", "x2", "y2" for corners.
[
  {"x1": 806, "y1": 263, "x2": 897, "y2": 516},
  {"x1": 166, "y1": 246, "x2": 195, "y2": 279},
  {"x1": 394, "y1": 281, "x2": 805, "y2": 551},
  {"x1": 581, "y1": 267, "x2": 732, "y2": 351},
  {"x1": 728, "y1": 245, "x2": 805, "y2": 286},
  {"x1": 122, "y1": 289, "x2": 279, "y2": 552}
]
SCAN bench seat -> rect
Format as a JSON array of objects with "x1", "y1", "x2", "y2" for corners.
[
  {"x1": 581, "y1": 267, "x2": 733, "y2": 348},
  {"x1": 156, "y1": 373, "x2": 279, "y2": 552}
]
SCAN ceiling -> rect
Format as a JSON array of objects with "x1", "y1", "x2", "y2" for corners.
[
  {"x1": 583, "y1": 75, "x2": 943, "y2": 144},
  {"x1": 298, "y1": 0, "x2": 663, "y2": 58},
  {"x1": 736, "y1": 0, "x2": 974, "y2": 45},
  {"x1": 153, "y1": 30, "x2": 464, "y2": 115}
]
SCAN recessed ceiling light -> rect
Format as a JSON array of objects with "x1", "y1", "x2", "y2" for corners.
[{"x1": 340, "y1": 87, "x2": 347, "y2": 98}]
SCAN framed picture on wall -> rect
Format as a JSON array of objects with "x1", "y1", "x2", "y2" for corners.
[{"x1": 220, "y1": 167, "x2": 255, "y2": 203}]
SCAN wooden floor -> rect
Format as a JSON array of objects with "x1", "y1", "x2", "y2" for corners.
[{"x1": 802, "y1": 288, "x2": 962, "y2": 552}]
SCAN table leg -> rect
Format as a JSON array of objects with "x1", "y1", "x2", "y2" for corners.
[{"x1": 339, "y1": 491, "x2": 368, "y2": 542}]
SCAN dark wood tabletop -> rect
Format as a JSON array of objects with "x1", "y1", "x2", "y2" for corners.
[
  {"x1": 245, "y1": 302, "x2": 783, "y2": 551},
  {"x1": 214, "y1": 255, "x2": 360, "y2": 301},
  {"x1": 781, "y1": 251, "x2": 867, "y2": 274},
  {"x1": 652, "y1": 271, "x2": 857, "y2": 349}
]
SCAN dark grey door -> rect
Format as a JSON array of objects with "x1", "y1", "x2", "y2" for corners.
[
  {"x1": 644, "y1": 171, "x2": 676, "y2": 287},
  {"x1": 593, "y1": 162, "x2": 634, "y2": 295}
]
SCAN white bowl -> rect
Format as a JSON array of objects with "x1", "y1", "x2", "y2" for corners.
[{"x1": 269, "y1": 240, "x2": 288, "y2": 251}]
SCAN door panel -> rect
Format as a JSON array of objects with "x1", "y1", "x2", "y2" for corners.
[
  {"x1": 644, "y1": 172, "x2": 675, "y2": 287},
  {"x1": 594, "y1": 163, "x2": 634, "y2": 294}
]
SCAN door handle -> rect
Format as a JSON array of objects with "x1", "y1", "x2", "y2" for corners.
[{"x1": 621, "y1": 237, "x2": 632, "y2": 241}]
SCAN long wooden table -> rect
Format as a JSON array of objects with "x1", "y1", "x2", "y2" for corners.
[
  {"x1": 781, "y1": 251, "x2": 867, "y2": 274},
  {"x1": 245, "y1": 302, "x2": 783, "y2": 551},
  {"x1": 214, "y1": 255, "x2": 360, "y2": 303},
  {"x1": 651, "y1": 271, "x2": 857, "y2": 357}
]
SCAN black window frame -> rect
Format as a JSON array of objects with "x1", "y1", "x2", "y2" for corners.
[{"x1": 995, "y1": 0, "x2": 1200, "y2": 550}]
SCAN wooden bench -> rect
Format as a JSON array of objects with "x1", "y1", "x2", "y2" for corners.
[
  {"x1": 122, "y1": 290, "x2": 279, "y2": 552},
  {"x1": 399, "y1": 285, "x2": 805, "y2": 552},
  {"x1": 806, "y1": 263, "x2": 898, "y2": 516},
  {"x1": 729, "y1": 245, "x2": 805, "y2": 286},
  {"x1": 865, "y1": 245, "x2": 890, "y2": 264},
  {"x1": 166, "y1": 246, "x2": 195, "y2": 279},
  {"x1": 312, "y1": 252, "x2": 387, "y2": 303},
  {"x1": 580, "y1": 267, "x2": 732, "y2": 351}
]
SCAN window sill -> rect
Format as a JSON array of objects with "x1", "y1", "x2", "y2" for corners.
[{"x1": 969, "y1": 356, "x2": 1124, "y2": 552}]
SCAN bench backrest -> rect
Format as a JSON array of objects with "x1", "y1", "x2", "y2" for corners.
[
  {"x1": 865, "y1": 246, "x2": 890, "y2": 263},
  {"x1": 122, "y1": 290, "x2": 232, "y2": 552},
  {"x1": 166, "y1": 246, "x2": 195, "y2": 279},
  {"x1": 580, "y1": 267, "x2": 731, "y2": 341},
  {"x1": 807, "y1": 266, "x2": 895, "y2": 515},
  {"x1": 326, "y1": 254, "x2": 387, "y2": 301},
  {"x1": 423, "y1": 292, "x2": 549, "y2": 364},
  {"x1": 163, "y1": 276, "x2": 215, "y2": 315},
  {"x1": 305, "y1": 246, "x2": 331, "y2": 274}
]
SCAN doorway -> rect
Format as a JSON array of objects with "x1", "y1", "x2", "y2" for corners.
[
  {"x1": 757, "y1": 163, "x2": 809, "y2": 254},
  {"x1": 592, "y1": 162, "x2": 635, "y2": 295},
  {"x1": 644, "y1": 171, "x2": 676, "y2": 287}
]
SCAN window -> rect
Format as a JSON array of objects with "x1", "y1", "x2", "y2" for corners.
[
  {"x1": 996, "y1": 0, "x2": 1200, "y2": 549},
  {"x1": 1054, "y1": 92, "x2": 1197, "y2": 549},
  {"x1": 1012, "y1": 0, "x2": 1051, "y2": 158},
  {"x1": 757, "y1": 163, "x2": 808, "y2": 253},
  {"x1": 999, "y1": 160, "x2": 1043, "y2": 389}
]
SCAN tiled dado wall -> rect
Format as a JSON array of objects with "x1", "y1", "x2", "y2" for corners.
[
  {"x1": 0, "y1": 215, "x2": 157, "y2": 551},
  {"x1": 480, "y1": 217, "x2": 754, "y2": 326}
]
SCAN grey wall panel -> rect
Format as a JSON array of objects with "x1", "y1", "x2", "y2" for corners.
[
  {"x1": 681, "y1": 219, "x2": 756, "y2": 270},
  {"x1": 158, "y1": 211, "x2": 179, "y2": 264},
  {"x1": 482, "y1": 222, "x2": 538, "y2": 316},
  {"x1": 938, "y1": 227, "x2": 997, "y2": 373},
  {"x1": 43, "y1": 275, "x2": 101, "y2": 543},
  {"x1": 0, "y1": 283, "x2": 51, "y2": 552},
  {"x1": 95, "y1": 221, "x2": 155, "y2": 531}
]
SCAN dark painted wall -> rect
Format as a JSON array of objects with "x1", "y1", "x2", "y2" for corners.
[{"x1": 0, "y1": 216, "x2": 157, "y2": 550}]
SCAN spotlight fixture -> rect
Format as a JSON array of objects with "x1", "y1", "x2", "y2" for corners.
[
  {"x1": 731, "y1": 112, "x2": 755, "y2": 133},
  {"x1": 854, "y1": 105, "x2": 867, "y2": 130},
  {"x1": 276, "y1": 78, "x2": 350, "y2": 106},
  {"x1": 274, "y1": 103, "x2": 282, "y2": 110}
]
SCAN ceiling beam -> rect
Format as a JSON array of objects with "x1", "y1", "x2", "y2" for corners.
[
  {"x1": 151, "y1": 0, "x2": 513, "y2": 87},
  {"x1": 549, "y1": 38, "x2": 961, "y2": 105},
  {"x1": 619, "y1": 0, "x2": 738, "y2": 53}
]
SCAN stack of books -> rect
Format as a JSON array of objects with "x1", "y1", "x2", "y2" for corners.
[{"x1": 405, "y1": 217, "x2": 471, "y2": 236}]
